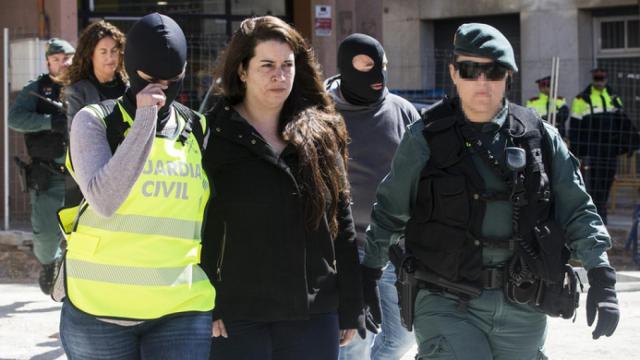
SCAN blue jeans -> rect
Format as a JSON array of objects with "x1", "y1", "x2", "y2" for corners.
[
  {"x1": 210, "y1": 312, "x2": 339, "y2": 360},
  {"x1": 339, "y1": 262, "x2": 415, "y2": 360},
  {"x1": 60, "y1": 300, "x2": 212, "y2": 360}
]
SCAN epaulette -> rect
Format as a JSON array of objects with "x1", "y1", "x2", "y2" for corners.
[
  {"x1": 528, "y1": 96, "x2": 539, "y2": 101},
  {"x1": 557, "y1": 96, "x2": 564, "y2": 100}
]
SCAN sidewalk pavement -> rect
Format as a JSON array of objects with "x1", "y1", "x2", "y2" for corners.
[
  {"x1": 2, "y1": 271, "x2": 640, "y2": 360},
  {"x1": 1, "y1": 209, "x2": 639, "y2": 359}
]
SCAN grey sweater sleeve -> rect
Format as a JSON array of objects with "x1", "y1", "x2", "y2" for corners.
[{"x1": 70, "y1": 105, "x2": 158, "y2": 217}]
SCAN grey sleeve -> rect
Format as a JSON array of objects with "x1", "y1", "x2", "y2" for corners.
[{"x1": 70, "y1": 106, "x2": 158, "y2": 217}]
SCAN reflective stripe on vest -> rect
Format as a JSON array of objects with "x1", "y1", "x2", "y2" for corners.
[
  {"x1": 526, "y1": 93, "x2": 566, "y2": 117},
  {"x1": 571, "y1": 87, "x2": 618, "y2": 119},
  {"x1": 65, "y1": 100, "x2": 214, "y2": 320}
]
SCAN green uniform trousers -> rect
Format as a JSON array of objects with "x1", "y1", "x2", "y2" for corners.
[
  {"x1": 29, "y1": 174, "x2": 64, "y2": 264},
  {"x1": 414, "y1": 288, "x2": 548, "y2": 360}
]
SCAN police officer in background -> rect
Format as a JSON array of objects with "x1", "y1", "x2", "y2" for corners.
[
  {"x1": 9, "y1": 38, "x2": 74, "y2": 295},
  {"x1": 568, "y1": 68, "x2": 639, "y2": 225},
  {"x1": 526, "y1": 75, "x2": 569, "y2": 137},
  {"x1": 361, "y1": 23, "x2": 619, "y2": 359}
]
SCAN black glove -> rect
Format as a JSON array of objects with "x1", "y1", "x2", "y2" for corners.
[
  {"x1": 586, "y1": 267, "x2": 620, "y2": 339},
  {"x1": 361, "y1": 265, "x2": 383, "y2": 338},
  {"x1": 50, "y1": 113, "x2": 67, "y2": 134}
]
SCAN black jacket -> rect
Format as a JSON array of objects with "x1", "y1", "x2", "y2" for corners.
[{"x1": 201, "y1": 102, "x2": 363, "y2": 329}]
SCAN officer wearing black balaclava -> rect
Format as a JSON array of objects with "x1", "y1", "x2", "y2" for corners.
[
  {"x1": 123, "y1": 12, "x2": 187, "y2": 128},
  {"x1": 337, "y1": 33, "x2": 388, "y2": 105},
  {"x1": 327, "y1": 33, "x2": 421, "y2": 360}
]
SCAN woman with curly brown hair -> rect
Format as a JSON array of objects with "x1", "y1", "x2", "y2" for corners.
[
  {"x1": 62, "y1": 20, "x2": 128, "y2": 126},
  {"x1": 61, "y1": 20, "x2": 128, "y2": 205},
  {"x1": 202, "y1": 15, "x2": 364, "y2": 360}
]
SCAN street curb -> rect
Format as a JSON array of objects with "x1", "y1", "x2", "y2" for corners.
[{"x1": 0, "y1": 230, "x2": 32, "y2": 248}]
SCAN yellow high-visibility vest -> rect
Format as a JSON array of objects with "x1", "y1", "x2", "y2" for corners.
[
  {"x1": 526, "y1": 92, "x2": 566, "y2": 118},
  {"x1": 59, "y1": 100, "x2": 214, "y2": 320},
  {"x1": 570, "y1": 86, "x2": 622, "y2": 120}
]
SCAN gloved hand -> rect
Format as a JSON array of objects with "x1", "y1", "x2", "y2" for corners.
[
  {"x1": 361, "y1": 265, "x2": 383, "y2": 338},
  {"x1": 586, "y1": 267, "x2": 620, "y2": 339},
  {"x1": 50, "y1": 113, "x2": 67, "y2": 134}
]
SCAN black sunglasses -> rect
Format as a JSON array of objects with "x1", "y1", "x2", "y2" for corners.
[{"x1": 454, "y1": 61, "x2": 509, "y2": 81}]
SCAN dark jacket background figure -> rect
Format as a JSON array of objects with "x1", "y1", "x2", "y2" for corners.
[
  {"x1": 326, "y1": 76, "x2": 420, "y2": 246},
  {"x1": 64, "y1": 75, "x2": 127, "y2": 126},
  {"x1": 63, "y1": 75, "x2": 126, "y2": 206},
  {"x1": 201, "y1": 102, "x2": 363, "y2": 330}
]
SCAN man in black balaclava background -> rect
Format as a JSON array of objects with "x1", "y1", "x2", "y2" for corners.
[
  {"x1": 326, "y1": 33, "x2": 420, "y2": 360},
  {"x1": 59, "y1": 13, "x2": 214, "y2": 359}
]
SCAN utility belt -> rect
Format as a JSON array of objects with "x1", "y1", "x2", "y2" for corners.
[
  {"x1": 14, "y1": 157, "x2": 66, "y2": 193},
  {"x1": 390, "y1": 243, "x2": 581, "y2": 332},
  {"x1": 416, "y1": 257, "x2": 580, "y2": 317}
]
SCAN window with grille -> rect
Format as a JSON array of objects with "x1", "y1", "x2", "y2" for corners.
[{"x1": 595, "y1": 16, "x2": 640, "y2": 57}]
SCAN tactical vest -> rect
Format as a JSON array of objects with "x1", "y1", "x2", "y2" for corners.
[
  {"x1": 58, "y1": 99, "x2": 214, "y2": 320},
  {"x1": 24, "y1": 74, "x2": 66, "y2": 161},
  {"x1": 405, "y1": 98, "x2": 564, "y2": 284}
]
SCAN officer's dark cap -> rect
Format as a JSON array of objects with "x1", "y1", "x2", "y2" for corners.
[
  {"x1": 591, "y1": 68, "x2": 608, "y2": 79},
  {"x1": 536, "y1": 76, "x2": 551, "y2": 85},
  {"x1": 46, "y1": 38, "x2": 75, "y2": 56},
  {"x1": 453, "y1": 23, "x2": 518, "y2": 72}
]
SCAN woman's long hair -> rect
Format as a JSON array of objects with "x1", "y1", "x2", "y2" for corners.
[
  {"x1": 61, "y1": 21, "x2": 127, "y2": 85},
  {"x1": 213, "y1": 16, "x2": 350, "y2": 238}
]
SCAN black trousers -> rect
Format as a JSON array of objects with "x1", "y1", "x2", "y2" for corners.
[
  {"x1": 210, "y1": 312, "x2": 340, "y2": 360},
  {"x1": 584, "y1": 156, "x2": 617, "y2": 224}
]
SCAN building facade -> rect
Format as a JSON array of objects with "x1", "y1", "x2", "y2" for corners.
[{"x1": 1, "y1": 0, "x2": 638, "y2": 226}]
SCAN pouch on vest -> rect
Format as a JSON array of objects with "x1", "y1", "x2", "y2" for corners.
[
  {"x1": 406, "y1": 175, "x2": 476, "y2": 281},
  {"x1": 531, "y1": 219, "x2": 571, "y2": 283},
  {"x1": 535, "y1": 264, "x2": 581, "y2": 319},
  {"x1": 57, "y1": 204, "x2": 83, "y2": 241}
]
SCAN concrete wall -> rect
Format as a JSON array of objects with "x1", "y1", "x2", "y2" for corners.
[
  {"x1": 417, "y1": 0, "x2": 637, "y2": 19},
  {"x1": 381, "y1": 0, "x2": 423, "y2": 89},
  {"x1": 520, "y1": 9, "x2": 583, "y2": 102},
  {"x1": 310, "y1": 0, "x2": 338, "y2": 78},
  {"x1": 310, "y1": 0, "x2": 385, "y2": 79},
  {"x1": 379, "y1": 0, "x2": 638, "y2": 100}
]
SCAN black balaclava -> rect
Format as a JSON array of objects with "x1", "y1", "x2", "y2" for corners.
[
  {"x1": 124, "y1": 13, "x2": 187, "y2": 124},
  {"x1": 337, "y1": 33, "x2": 387, "y2": 105}
]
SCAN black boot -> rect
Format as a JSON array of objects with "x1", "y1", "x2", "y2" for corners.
[{"x1": 38, "y1": 260, "x2": 59, "y2": 295}]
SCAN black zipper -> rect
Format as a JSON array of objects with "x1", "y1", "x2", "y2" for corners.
[{"x1": 215, "y1": 221, "x2": 227, "y2": 281}]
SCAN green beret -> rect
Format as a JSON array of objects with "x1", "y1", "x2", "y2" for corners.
[
  {"x1": 46, "y1": 38, "x2": 75, "y2": 56},
  {"x1": 453, "y1": 23, "x2": 517, "y2": 72}
]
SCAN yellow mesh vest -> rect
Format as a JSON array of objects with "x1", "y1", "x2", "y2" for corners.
[{"x1": 59, "y1": 100, "x2": 214, "y2": 319}]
